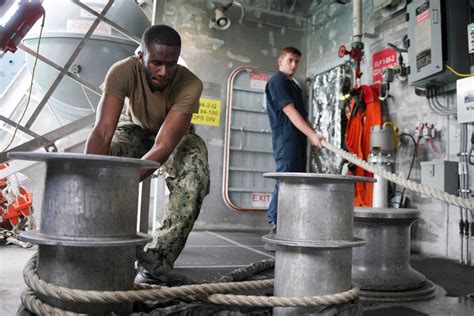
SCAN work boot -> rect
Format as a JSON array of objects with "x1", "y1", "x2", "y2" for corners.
[
  {"x1": 134, "y1": 266, "x2": 195, "y2": 287},
  {"x1": 263, "y1": 223, "x2": 276, "y2": 252}
]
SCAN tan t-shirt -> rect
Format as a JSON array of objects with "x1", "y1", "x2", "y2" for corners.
[{"x1": 103, "y1": 56, "x2": 202, "y2": 133}]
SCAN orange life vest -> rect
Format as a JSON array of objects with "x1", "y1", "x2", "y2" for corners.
[{"x1": 345, "y1": 85, "x2": 382, "y2": 207}]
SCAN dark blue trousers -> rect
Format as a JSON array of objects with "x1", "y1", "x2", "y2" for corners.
[{"x1": 267, "y1": 155, "x2": 306, "y2": 224}]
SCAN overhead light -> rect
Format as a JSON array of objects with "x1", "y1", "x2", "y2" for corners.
[
  {"x1": 0, "y1": 0, "x2": 44, "y2": 56},
  {"x1": 209, "y1": 1, "x2": 244, "y2": 31},
  {"x1": 214, "y1": 5, "x2": 230, "y2": 29},
  {"x1": 0, "y1": 0, "x2": 21, "y2": 27}
]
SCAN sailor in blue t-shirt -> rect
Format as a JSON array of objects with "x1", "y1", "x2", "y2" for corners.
[{"x1": 265, "y1": 47, "x2": 325, "y2": 239}]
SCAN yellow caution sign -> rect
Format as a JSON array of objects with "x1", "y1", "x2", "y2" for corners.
[{"x1": 191, "y1": 98, "x2": 221, "y2": 127}]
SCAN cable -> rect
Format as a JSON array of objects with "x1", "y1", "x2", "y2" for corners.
[
  {"x1": 433, "y1": 86, "x2": 456, "y2": 115},
  {"x1": 1, "y1": 12, "x2": 46, "y2": 152},
  {"x1": 426, "y1": 86, "x2": 455, "y2": 116},
  {"x1": 468, "y1": 129, "x2": 474, "y2": 166},
  {"x1": 444, "y1": 64, "x2": 474, "y2": 77},
  {"x1": 426, "y1": 86, "x2": 443, "y2": 115},
  {"x1": 398, "y1": 133, "x2": 417, "y2": 206},
  {"x1": 77, "y1": 73, "x2": 95, "y2": 112},
  {"x1": 70, "y1": 65, "x2": 95, "y2": 112}
]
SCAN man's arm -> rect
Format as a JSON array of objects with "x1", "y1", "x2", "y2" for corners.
[
  {"x1": 139, "y1": 110, "x2": 192, "y2": 181},
  {"x1": 282, "y1": 103, "x2": 325, "y2": 148},
  {"x1": 84, "y1": 94, "x2": 123, "y2": 155}
]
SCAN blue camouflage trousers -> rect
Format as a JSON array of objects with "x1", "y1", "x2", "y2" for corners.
[{"x1": 110, "y1": 123, "x2": 210, "y2": 272}]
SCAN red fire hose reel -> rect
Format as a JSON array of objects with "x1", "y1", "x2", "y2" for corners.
[{"x1": 0, "y1": 1, "x2": 44, "y2": 55}]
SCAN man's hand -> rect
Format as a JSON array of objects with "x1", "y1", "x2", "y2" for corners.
[
  {"x1": 282, "y1": 103, "x2": 326, "y2": 149},
  {"x1": 309, "y1": 133, "x2": 325, "y2": 148},
  {"x1": 139, "y1": 110, "x2": 192, "y2": 181}
]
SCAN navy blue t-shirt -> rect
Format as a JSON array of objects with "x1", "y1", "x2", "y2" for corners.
[{"x1": 265, "y1": 71, "x2": 307, "y2": 161}]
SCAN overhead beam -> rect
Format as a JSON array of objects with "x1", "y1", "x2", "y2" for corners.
[{"x1": 1, "y1": 113, "x2": 95, "y2": 164}]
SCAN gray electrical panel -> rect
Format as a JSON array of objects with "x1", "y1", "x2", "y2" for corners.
[{"x1": 406, "y1": 0, "x2": 472, "y2": 87}]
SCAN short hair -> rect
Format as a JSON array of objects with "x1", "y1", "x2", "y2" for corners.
[
  {"x1": 279, "y1": 47, "x2": 302, "y2": 58},
  {"x1": 141, "y1": 25, "x2": 181, "y2": 51}
]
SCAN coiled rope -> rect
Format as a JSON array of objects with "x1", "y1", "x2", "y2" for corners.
[
  {"x1": 322, "y1": 140, "x2": 474, "y2": 210},
  {"x1": 22, "y1": 253, "x2": 360, "y2": 314}
]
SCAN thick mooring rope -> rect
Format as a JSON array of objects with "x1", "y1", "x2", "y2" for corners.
[
  {"x1": 21, "y1": 291, "x2": 87, "y2": 316},
  {"x1": 22, "y1": 254, "x2": 360, "y2": 314},
  {"x1": 322, "y1": 140, "x2": 474, "y2": 211},
  {"x1": 204, "y1": 290, "x2": 360, "y2": 307}
]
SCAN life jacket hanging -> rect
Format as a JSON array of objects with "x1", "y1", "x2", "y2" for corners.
[{"x1": 345, "y1": 85, "x2": 382, "y2": 207}]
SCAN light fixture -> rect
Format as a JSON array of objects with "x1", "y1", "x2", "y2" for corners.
[
  {"x1": 209, "y1": 1, "x2": 244, "y2": 31},
  {"x1": 0, "y1": 0, "x2": 21, "y2": 27},
  {"x1": 214, "y1": 5, "x2": 230, "y2": 30},
  {"x1": 0, "y1": 0, "x2": 44, "y2": 56}
]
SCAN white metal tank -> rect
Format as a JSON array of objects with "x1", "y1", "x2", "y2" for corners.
[{"x1": 23, "y1": 0, "x2": 149, "y2": 123}]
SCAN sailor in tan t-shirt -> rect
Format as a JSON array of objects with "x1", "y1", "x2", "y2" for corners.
[{"x1": 85, "y1": 25, "x2": 210, "y2": 285}]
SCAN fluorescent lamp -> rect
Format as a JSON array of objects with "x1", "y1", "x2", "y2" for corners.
[{"x1": 0, "y1": 0, "x2": 20, "y2": 28}]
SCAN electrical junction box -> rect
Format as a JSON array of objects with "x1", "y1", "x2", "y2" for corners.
[
  {"x1": 420, "y1": 160, "x2": 459, "y2": 195},
  {"x1": 457, "y1": 76, "x2": 474, "y2": 124},
  {"x1": 406, "y1": 0, "x2": 472, "y2": 87}
]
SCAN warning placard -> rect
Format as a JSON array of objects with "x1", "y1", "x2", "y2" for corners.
[
  {"x1": 251, "y1": 192, "x2": 272, "y2": 208},
  {"x1": 415, "y1": 1, "x2": 432, "y2": 70},
  {"x1": 191, "y1": 98, "x2": 221, "y2": 127},
  {"x1": 372, "y1": 48, "x2": 397, "y2": 83},
  {"x1": 250, "y1": 72, "x2": 269, "y2": 90}
]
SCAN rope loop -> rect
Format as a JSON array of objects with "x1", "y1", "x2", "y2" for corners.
[{"x1": 22, "y1": 253, "x2": 360, "y2": 314}]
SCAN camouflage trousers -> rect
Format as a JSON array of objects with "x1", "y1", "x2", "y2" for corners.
[{"x1": 110, "y1": 123, "x2": 210, "y2": 272}]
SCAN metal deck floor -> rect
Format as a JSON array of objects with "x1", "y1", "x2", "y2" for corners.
[{"x1": 1, "y1": 230, "x2": 474, "y2": 315}]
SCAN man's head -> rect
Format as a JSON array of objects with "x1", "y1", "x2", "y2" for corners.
[
  {"x1": 278, "y1": 47, "x2": 301, "y2": 78},
  {"x1": 139, "y1": 25, "x2": 181, "y2": 91}
]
